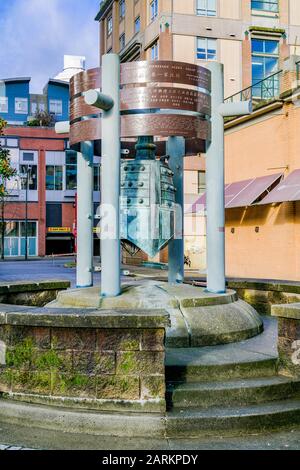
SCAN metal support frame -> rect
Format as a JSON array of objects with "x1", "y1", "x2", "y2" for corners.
[
  {"x1": 99, "y1": 54, "x2": 121, "y2": 297},
  {"x1": 167, "y1": 136, "x2": 185, "y2": 284},
  {"x1": 206, "y1": 62, "x2": 251, "y2": 294},
  {"x1": 76, "y1": 139, "x2": 94, "y2": 288}
]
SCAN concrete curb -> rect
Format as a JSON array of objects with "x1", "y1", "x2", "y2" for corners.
[{"x1": 0, "y1": 399, "x2": 166, "y2": 438}]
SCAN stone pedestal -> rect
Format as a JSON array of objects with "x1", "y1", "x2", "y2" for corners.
[
  {"x1": 0, "y1": 305, "x2": 169, "y2": 413},
  {"x1": 272, "y1": 303, "x2": 300, "y2": 377}
]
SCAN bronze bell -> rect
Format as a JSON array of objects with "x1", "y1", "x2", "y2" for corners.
[{"x1": 120, "y1": 137, "x2": 176, "y2": 258}]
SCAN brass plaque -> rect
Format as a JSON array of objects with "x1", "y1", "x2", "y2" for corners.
[
  {"x1": 70, "y1": 68, "x2": 101, "y2": 97},
  {"x1": 70, "y1": 116, "x2": 210, "y2": 146},
  {"x1": 121, "y1": 114, "x2": 210, "y2": 139},
  {"x1": 121, "y1": 87, "x2": 211, "y2": 115},
  {"x1": 120, "y1": 61, "x2": 211, "y2": 91}
]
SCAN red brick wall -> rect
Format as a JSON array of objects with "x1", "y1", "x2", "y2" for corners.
[
  {"x1": 3, "y1": 127, "x2": 68, "y2": 257},
  {"x1": 62, "y1": 203, "x2": 76, "y2": 231}
]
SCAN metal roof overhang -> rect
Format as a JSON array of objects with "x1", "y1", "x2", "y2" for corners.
[
  {"x1": 257, "y1": 169, "x2": 300, "y2": 205},
  {"x1": 186, "y1": 173, "x2": 283, "y2": 214}
]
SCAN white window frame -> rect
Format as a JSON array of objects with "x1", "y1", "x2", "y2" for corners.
[
  {"x1": 119, "y1": 33, "x2": 126, "y2": 51},
  {"x1": 251, "y1": 1, "x2": 279, "y2": 13},
  {"x1": 197, "y1": 37, "x2": 217, "y2": 61},
  {"x1": 150, "y1": 0, "x2": 158, "y2": 22},
  {"x1": 196, "y1": 0, "x2": 217, "y2": 17},
  {"x1": 15, "y1": 97, "x2": 28, "y2": 115},
  {"x1": 49, "y1": 99, "x2": 63, "y2": 116},
  {"x1": 150, "y1": 41, "x2": 159, "y2": 61},
  {"x1": 0, "y1": 97, "x2": 8, "y2": 113},
  {"x1": 107, "y1": 15, "x2": 113, "y2": 36},
  {"x1": 135, "y1": 15, "x2": 141, "y2": 34},
  {"x1": 119, "y1": 0, "x2": 125, "y2": 20}
]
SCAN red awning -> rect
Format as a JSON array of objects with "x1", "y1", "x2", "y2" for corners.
[
  {"x1": 186, "y1": 173, "x2": 282, "y2": 214},
  {"x1": 257, "y1": 169, "x2": 300, "y2": 205}
]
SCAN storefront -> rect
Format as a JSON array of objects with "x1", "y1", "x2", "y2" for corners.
[
  {"x1": 46, "y1": 227, "x2": 75, "y2": 255},
  {"x1": 1, "y1": 220, "x2": 38, "y2": 257}
]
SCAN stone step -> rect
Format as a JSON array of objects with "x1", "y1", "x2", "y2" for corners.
[
  {"x1": 166, "y1": 346, "x2": 278, "y2": 382},
  {"x1": 166, "y1": 399, "x2": 300, "y2": 437},
  {"x1": 167, "y1": 376, "x2": 300, "y2": 409}
]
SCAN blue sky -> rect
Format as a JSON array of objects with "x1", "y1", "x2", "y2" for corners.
[{"x1": 0, "y1": 0, "x2": 100, "y2": 92}]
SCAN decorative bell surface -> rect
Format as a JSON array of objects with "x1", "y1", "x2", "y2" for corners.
[{"x1": 120, "y1": 137, "x2": 176, "y2": 258}]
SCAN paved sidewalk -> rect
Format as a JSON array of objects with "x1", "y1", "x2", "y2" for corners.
[
  {"x1": 0, "y1": 421, "x2": 300, "y2": 450},
  {"x1": 0, "y1": 444, "x2": 34, "y2": 450}
]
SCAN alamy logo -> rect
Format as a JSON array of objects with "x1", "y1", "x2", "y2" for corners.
[{"x1": 291, "y1": 340, "x2": 300, "y2": 366}]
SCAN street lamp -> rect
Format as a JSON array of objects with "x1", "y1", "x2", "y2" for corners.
[{"x1": 20, "y1": 165, "x2": 34, "y2": 261}]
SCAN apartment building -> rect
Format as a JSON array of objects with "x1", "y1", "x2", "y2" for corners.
[
  {"x1": 95, "y1": 1, "x2": 300, "y2": 278},
  {"x1": 0, "y1": 57, "x2": 101, "y2": 258}
]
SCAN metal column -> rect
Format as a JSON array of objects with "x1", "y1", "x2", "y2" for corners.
[
  {"x1": 167, "y1": 136, "x2": 185, "y2": 284},
  {"x1": 205, "y1": 62, "x2": 226, "y2": 294},
  {"x1": 76, "y1": 140, "x2": 94, "y2": 288},
  {"x1": 100, "y1": 54, "x2": 121, "y2": 297}
]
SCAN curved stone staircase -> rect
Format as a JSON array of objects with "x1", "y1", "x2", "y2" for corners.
[{"x1": 165, "y1": 317, "x2": 300, "y2": 436}]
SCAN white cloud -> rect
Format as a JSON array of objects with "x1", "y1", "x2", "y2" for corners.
[{"x1": 0, "y1": 0, "x2": 100, "y2": 92}]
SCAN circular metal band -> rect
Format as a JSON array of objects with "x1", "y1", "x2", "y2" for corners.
[
  {"x1": 69, "y1": 61, "x2": 212, "y2": 154},
  {"x1": 70, "y1": 114, "x2": 210, "y2": 146},
  {"x1": 70, "y1": 87, "x2": 211, "y2": 121},
  {"x1": 70, "y1": 61, "x2": 211, "y2": 99}
]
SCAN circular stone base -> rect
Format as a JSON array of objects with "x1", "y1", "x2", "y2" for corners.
[{"x1": 48, "y1": 281, "x2": 263, "y2": 347}]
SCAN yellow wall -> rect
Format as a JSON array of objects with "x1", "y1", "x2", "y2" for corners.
[
  {"x1": 289, "y1": 0, "x2": 300, "y2": 26},
  {"x1": 220, "y1": 39, "x2": 242, "y2": 97},
  {"x1": 173, "y1": 34, "x2": 195, "y2": 63},
  {"x1": 173, "y1": 0, "x2": 195, "y2": 14},
  {"x1": 219, "y1": 0, "x2": 241, "y2": 19},
  {"x1": 223, "y1": 102, "x2": 300, "y2": 281}
]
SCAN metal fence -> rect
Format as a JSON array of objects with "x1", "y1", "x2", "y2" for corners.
[{"x1": 225, "y1": 70, "x2": 282, "y2": 106}]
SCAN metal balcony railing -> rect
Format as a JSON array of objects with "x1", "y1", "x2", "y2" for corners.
[
  {"x1": 296, "y1": 61, "x2": 300, "y2": 82},
  {"x1": 225, "y1": 70, "x2": 282, "y2": 108}
]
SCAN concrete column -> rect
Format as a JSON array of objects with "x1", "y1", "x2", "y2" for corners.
[
  {"x1": 205, "y1": 62, "x2": 226, "y2": 294},
  {"x1": 101, "y1": 54, "x2": 121, "y2": 297},
  {"x1": 76, "y1": 140, "x2": 94, "y2": 288},
  {"x1": 167, "y1": 136, "x2": 185, "y2": 284}
]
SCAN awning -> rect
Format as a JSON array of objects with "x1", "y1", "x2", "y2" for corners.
[
  {"x1": 257, "y1": 169, "x2": 300, "y2": 205},
  {"x1": 226, "y1": 173, "x2": 283, "y2": 208},
  {"x1": 186, "y1": 173, "x2": 282, "y2": 214}
]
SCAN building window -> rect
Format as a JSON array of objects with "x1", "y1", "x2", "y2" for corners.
[
  {"x1": 107, "y1": 15, "x2": 113, "y2": 36},
  {"x1": 0, "y1": 97, "x2": 8, "y2": 113},
  {"x1": 135, "y1": 16, "x2": 141, "y2": 34},
  {"x1": 151, "y1": 41, "x2": 159, "y2": 60},
  {"x1": 119, "y1": 0, "x2": 125, "y2": 20},
  {"x1": 46, "y1": 165, "x2": 63, "y2": 191},
  {"x1": 31, "y1": 102, "x2": 46, "y2": 115},
  {"x1": 150, "y1": 0, "x2": 158, "y2": 21},
  {"x1": 119, "y1": 33, "x2": 126, "y2": 51},
  {"x1": 94, "y1": 165, "x2": 100, "y2": 191},
  {"x1": 66, "y1": 151, "x2": 77, "y2": 190},
  {"x1": 251, "y1": 38, "x2": 279, "y2": 98},
  {"x1": 197, "y1": 0, "x2": 217, "y2": 17},
  {"x1": 1, "y1": 221, "x2": 37, "y2": 258},
  {"x1": 49, "y1": 99, "x2": 63, "y2": 116},
  {"x1": 20, "y1": 165, "x2": 38, "y2": 190},
  {"x1": 6, "y1": 138, "x2": 18, "y2": 148},
  {"x1": 198, "y1": 171, "x2": 206, "y2": 194},
  {"x1": 251, "y1": 1, "x2": 278, "y2": 13},
  {"x1": 197, "y1": 37, "x2": 217, "y2": 60},
  {"x1": 15, "y1": 98, "x2": 28, "y2": 115}
]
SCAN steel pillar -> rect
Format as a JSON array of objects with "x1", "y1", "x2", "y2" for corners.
[
  {"x1": 100, "y1": 54, "x2": 121, "y2": 297},
  {"x1": 205, "y1": 62, "x2": 226, "y2": 294},
  {"x1": 76, "y1": 140, "x2": 94, "y2": 288},
  {"x1": 167, "y1": 136, "x2": 185, "y2": 284}
]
